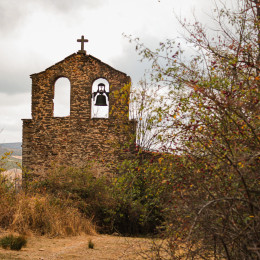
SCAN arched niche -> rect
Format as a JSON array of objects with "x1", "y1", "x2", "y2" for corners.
[
  {"x1": 91, "y1": 78, "x2": 109, "y2": 118},
  {"x1": 53, "y1": 77, "x2": 70, "y2": 117}
]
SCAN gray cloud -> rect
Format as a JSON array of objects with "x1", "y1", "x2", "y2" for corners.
[
  {"x1": 0, "y1": 92, "x2": 30, "y2": 143},
  {"x1": 41, "y1": 0, "x2": 103, "y2": 13},
  {"x1": 112, "y1": 48, "x2": 148, "y2": 85},
  {"x1": 0, "y1": 0, "x2": 103, "y2": 34},
  {"x1": 0, "y1": 0, "x2": 26, "y2": 34},
  {"x1": 111, "y1": 34, "x2": 162, "y2": 85},
  {"x1": 0, "y1": 75, "x2": 29, "y2": 95}
]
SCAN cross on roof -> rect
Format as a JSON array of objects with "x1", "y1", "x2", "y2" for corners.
[{"x1": 77, "y1": 35, "x2": 88, "y2": 54}]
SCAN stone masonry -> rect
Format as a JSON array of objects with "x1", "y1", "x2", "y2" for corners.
[{"x1": 22, "y1": 40, "x2": 136, "y2": 177}]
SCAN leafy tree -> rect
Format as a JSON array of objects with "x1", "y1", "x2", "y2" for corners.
[{"x1": 129, "y1": 0, "x2": 260, "y2": 258}]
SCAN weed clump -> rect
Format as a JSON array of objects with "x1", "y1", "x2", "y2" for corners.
[
  {"x1": 0, "y1": 234, "x2": 27, "y2": 250},
  {"x1": 88, "y1": 239, "x2": 94, "y2": 249}
]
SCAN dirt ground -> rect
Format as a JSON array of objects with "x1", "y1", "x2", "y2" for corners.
[{"x1": 0, "y1": 234, "x2": 155, "y2": 260}]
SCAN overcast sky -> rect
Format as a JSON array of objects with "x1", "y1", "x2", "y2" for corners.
[{"x1": 0, "y1": 0, "x2": 212, "y2": 143}]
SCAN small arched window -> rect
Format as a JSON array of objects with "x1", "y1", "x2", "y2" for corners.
[
  {"x1": 53, "y1": 77, "x2": 70, "y2": 117},
  {"x1": 91, "y1": 78, "x2": 109, "y2": 118}
]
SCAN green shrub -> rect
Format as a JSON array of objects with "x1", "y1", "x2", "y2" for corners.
[
  {"x1": 110, "y1": 157, "x2": 173, "y2": 235},
  {"x1": 0, "y1": 235, "x2": 27, "y2": 250},
  {"x1": 28, "y1": 163, "x2": 170, "y2": 236}
]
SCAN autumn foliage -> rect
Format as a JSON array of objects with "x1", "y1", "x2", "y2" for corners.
[{"x1": 128, "y1": 0, "x2": 260, "y2": 259}]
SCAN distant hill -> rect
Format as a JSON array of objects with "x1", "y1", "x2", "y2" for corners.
[
  {"x1": 0, "y1": 142, "x2": 22, "y2": 156},
  {"x1": 0, "y1": 142, "x2": 22, "y2": 170},
  {"x1": 0, "y1": 142, "x2": 22, "y2": 150}
]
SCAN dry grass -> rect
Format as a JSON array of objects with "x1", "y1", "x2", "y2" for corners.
[
  {"x1": 10, "y1": 194, "x2": 96, "y2": 236},
  {"x1": 0, "y1": 183, "x2": 16, "y2": 229},
  {"x1": 0, "y1": 180, "x2": 95, "y2": 237}
]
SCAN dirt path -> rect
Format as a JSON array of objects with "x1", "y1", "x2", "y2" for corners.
[{"x1": 0, "y1": 234, "x2": 154, "y2": 260}]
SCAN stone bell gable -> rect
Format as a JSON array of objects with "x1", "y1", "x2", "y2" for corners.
[
  {"x1": 22, "y1": 37, "x2": 136, "y2": 177},
  {"x1": 30, "y1": 53, "x2": 131, "y2": 120}
]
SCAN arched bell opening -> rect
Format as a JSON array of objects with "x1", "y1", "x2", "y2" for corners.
[
  {"x1": 53, "y1": 77, "x2": 71, "y2": 117},
  {"x1": 91, "y1": 78, "x2": 109, "y2": 118}
]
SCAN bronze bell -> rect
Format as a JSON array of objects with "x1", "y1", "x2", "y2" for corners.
[
  {"x1": 93, "y1": 83, "x2": 109, "y2": 106},
  {"x1": 95, "y1": 93, "x2": 107, "y2": 106}
]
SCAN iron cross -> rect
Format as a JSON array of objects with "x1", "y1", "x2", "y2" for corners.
[{"x1": 77, "y1": 35, "x2": 88, "y2": 54}]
